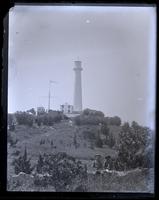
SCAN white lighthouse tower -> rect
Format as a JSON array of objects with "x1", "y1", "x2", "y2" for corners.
[{"x1": 73, "y1": 60, "x2": 83, "y2": 112}]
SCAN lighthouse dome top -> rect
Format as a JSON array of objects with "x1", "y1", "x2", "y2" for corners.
[
  {"x1": 75, "y1": 60, "x2": 81, "y2": 65},
  {"x1": 74, "y1": 60, "x2": 83, "y2": 70}
]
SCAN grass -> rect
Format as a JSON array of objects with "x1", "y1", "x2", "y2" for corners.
[{"x1": 7, "y1": 120, "x2": 154, "y2": 192}]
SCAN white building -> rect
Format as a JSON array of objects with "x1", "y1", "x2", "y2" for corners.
[
  {"x1": 37, "y1": 106, "x2": 45, "y2": 115},
  {"x1": 60, "y1": 103, "x2": 73, "y2": 114}
]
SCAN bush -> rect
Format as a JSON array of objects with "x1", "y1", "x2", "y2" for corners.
[
  {"x1": 74, "y1": 115, "x2": 104, "y2": 126},
  {"x1": 101, "y1": 124, "x2": 109, "y2": 138},
  {"x1": 82, "y1": 130, "x2": 96, "y2": 140},
  {"x1": 73, "y1": 133, "x2": 78, "y2": 149},
  {"x1": 104, "y1": 116, "x2": 121, "y2": 126},
  {"x1": 40, "y1": 139, "x2": 45, "y2": 145},
  {"x1": 50, "y1": 140, "x2": 54, "y2": 146},
  {"x1": 34, "y1": 173, "x2": 50, "y2": 187},
  {"x1": 122, "y1": 122, "x2": 130, "y2": 132},
  {"x1": 36, "y1": 154, "x2": 44, "y2": 174},
  {"x1": 74, "y1": 109, "x2": 105, "y2": 126},
  {"x1": 108, "y1": 134, "x2": 116, "y2": 148},
  {"x1": 34, "y1": 152, "x2": 87, "y2": 191},
  {"x1": 36, "y1": 111, "x2": 62, "y2": 126},
  {"x1": 15, "y1": 111, "x2": 34, "y2": 127},
  {"x1": 74, "y1": 116, "x2": 81, "y2": 125},
  {"x1": 8, "y1": 132, "x2": 18, "y2": 147},
  {"x1": 95, "y1": 136, "x2": 103, "y2": 148},
  {"x1": 82, "y1": 109, "x2": 104, "y2": 118},
  {"x1": 12, "y1": 150, "x2": 20, "y2": 156},
  {"x1": 36, "y1": 115, "x2": 43, "y2": 126},
  {"x1": 8, "y1": 114, "x2": 16, "y2": 131},
  {"x1": 83, "y1": 109, "x2": 90, "y2": 115},
  {"x1": 116, "y1": 122, "x2": 152, "y2": 170},
  {"x1": 12, "y1": 147, "x2": 34, "y2": 174}
]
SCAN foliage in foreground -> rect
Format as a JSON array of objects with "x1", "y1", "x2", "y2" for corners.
[
  {"x1": 34, "y1": 152, "x2": 88, "y2": 191},
  {"x1": 12, "y1": 151, "x2": 88, "y2": 191},
  {"x1": 15, "y1": 111, "x2": 35, "y2": 127},
  {"x1": 115, "y1": 122, "x2": 154, "y2": 170},
  {"x1": 12, "y1": 147, "x2": 34, "y2": 175}
]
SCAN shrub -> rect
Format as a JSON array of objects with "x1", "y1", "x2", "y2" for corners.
[
  {"x1": 112, "y1": 116, "x2": 121, "y2": 126},
  {"x1": 82, "y1": 130, "x2": 96, "y2": 140},
  {"x1": 116, "y1": 122, "x2": 152, "y2": 170},
  {"x1": 122, "y1": 122, "x2": 130, "y2": 132},
  {"x1": 36, "y1": 115, "x2": 43, "y2": 126},
  {"x1": 74, "y1": 115, "x2": 103, "y2": 126},
  {"x1": 8, "y1": 133, "x2": 18, "y2": 147},
  {"x1": 108, "y1": 134, "x2": 116, "y2": 148},
  {"x1": 40, "y1": 139, "x2": 45, "y2": 145},
  {"x1": 12, "y1": 147, "x2": 34, "y2": 174},
  {"x1": 15, "y1": 111, "x2": 34, "y2": 127},
  {"x1": 8, "y1": 114, "x2": 16, "y2": 131},
  {"x1": 36, "y1": 111, "x2": 62, "y2": 126},
  {"x1": 36, "y1": 154, "x2": 44, "y2": 174},
  {"x1": 34, "y1": 152, "x2": 87, "y2": 191},
  {"x1": 74, "y1": 116, "x2": 81, "y2": 125},
  {"x1": 104, "y1": 116, "x2": 121, "y2": 126},
  {"x1": 95, "y1": 136, "x2": 103, "y2": 148},
  {"x1": 83, "y1": 109, "x2": 90, "y2": 115},
  {"x1": 73, "y1": 133, "x2": 78, "y2": 149},
  {"x1": 82, "y1": 109, "x2": 104, "y2": 118},
  {"x1": 12, "y1": 150, "x2": 20, "y2": 156},
  {"x1": 74, "y1": 109, "x2": 105, "y2": 126},
  {"x1": 50, "y1": 140, "x2": 54, "y2": 146},
  {"x1": 63, "y1": 115, "x2": 69, "y2": 120},
  {"x1": 34, "y1": 173, "x2": 50, "y2": 187},
  {"x1": 101, "y1": 124, "x2": 109, "y2": 139}
]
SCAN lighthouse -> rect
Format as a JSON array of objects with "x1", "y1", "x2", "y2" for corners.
[{"x1": 73, "y1": 61, "x2": 83, "y2": 112}]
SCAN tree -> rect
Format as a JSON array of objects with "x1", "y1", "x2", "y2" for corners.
[
  {"x1": 131, "y1": 121, "x2": 139, "y2": 128},
  {"x1": 116, "y1": 122, "x2": 152, "y2": 170},
  {"x1": 12, "y1": 147, "x2": 34, "y2": 174},
  {"x1": 101, "y1": 124, "x2": 109, "y2": 141},
  {"x1": 36, "y1": 154, "x2": 44, "y2": 174},
  {"x1": 108, "y1": 116, "x2": 121, "y2": 126},
  {"x1": 108, "y1": 134, "x2": 116, "y2": 148},
  {"x1": 35, "y1": 112, "x2": 62, "y2": 126},
  {"x1": 15, "y1": 111, "x2": 34, "y2": 127},
  {"x1": 112, "y1": 116, "x2": 121, "y2": 126},
  {"x1": 122, "y1": 122, "x2": 130, "y2": 132},
  {"x1": 83, "y1": 109, "x2": 90, "y2": 115},
  {"x1": 74, "y1": 109, "x2": 105, "y2": 126},
  {"x1": 73, "y1": 133, "x2": 78, "y2": 149},
  {"x1": 82, "y1": 109, "x2": 104, "y2": 118}
]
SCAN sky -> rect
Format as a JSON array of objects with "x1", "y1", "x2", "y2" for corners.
[{"x1": 8, "y1": 5, "x2": 156, "y2": 129}]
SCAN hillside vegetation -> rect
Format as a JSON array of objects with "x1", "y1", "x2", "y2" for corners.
[{"x1": 7, "y1": 108, "x2": 154, "y2": 192}]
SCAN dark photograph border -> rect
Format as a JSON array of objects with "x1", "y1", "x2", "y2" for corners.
[{"x1": 0, "y1": 0, "x2": 158, "y2": 199}]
